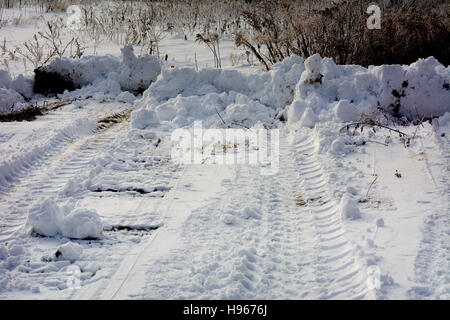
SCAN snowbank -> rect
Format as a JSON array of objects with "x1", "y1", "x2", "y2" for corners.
[
  {"x1": 27, "y1": 199, "x2": 103, "y2": 239},
  {"x1": 132, "y1": 53, "x2": 448, "y2": 132},
  {"x1": 287, "y1": 54, "x2": 450, "y2": 127},
  {"x1": 39, "y1": 45, "x2": 162, "y2": 97},
  {"x1": 132, "y1": 55, "x2": 305, "y2": 129}
]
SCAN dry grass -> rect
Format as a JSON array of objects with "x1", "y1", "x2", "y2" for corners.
[{"x1": 234, "y1": 0, "x2": 450, "y2": 68}]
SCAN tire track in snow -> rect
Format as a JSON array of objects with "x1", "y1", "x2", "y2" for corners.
[
  {"x1": 67, "y1": 129, "x2": 373, "y2": 299},
  {"x1": 0, "y1": 110, "x2": 132, "y2": 241},
  {"x1": 409, "y1": 132, "x2": 449, "y2": 299},
  {"x1": 248, "y1": 133, "x2": 372, "y2": 299},
  {"x1": 293, "y1": 133, "x2": 372, "y2": 299}
]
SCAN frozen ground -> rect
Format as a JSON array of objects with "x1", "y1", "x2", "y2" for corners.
[{"x1": 0, "y1": 7, "x2": 449, "y2": 300}]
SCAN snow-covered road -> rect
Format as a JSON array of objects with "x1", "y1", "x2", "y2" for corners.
[
  {"x1": 65, "y1": 130, "x2": 374, "y2": 300},
  {"x1": 0, "y1": 100, "x2": 448, "y2": 299}
]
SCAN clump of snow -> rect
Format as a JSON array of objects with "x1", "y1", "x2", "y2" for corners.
[
  {"x1": 330, "y1": 136, "x2": 354, "y2": 155},
  {"x1": 41, "y1": 55, "x2": 121, "y2": 88},
  {"x1": 241, "y1": 207, "x2": 261, "y2": 220},
  {"x1": 131, "y1": 108, "x2": 160, "y2": 129},
  {"x1": 27, "y1": 199, "x2": 103, "y2": 239},
  {"x1": 27, "y1": 199, "x2": 64, "y2": 237},
  {"x1": 221, "y1": 214, "x2": 237, "y2": 225},
  {"x1": 60, "y1": 208, "x2": 103, "y2": 239},
  {"x1": 334, "y1": 100, "x2": 360, "y2": 122},
  {"x1": 438, "y1": 112, "x2": 450, "y2": 127},
  {"x1": 0, "y1": 70, "x2": 34, "y2": 114},
  {"x1": 116, "y1": 91, "x2": 136, "y2": 104},
  {"x1": 120, "y1": 45, "x2": 161, "y2": 93},
  {"x1": 339, "y1": 194, "x2": 361, "y2": 220},
  {"x1": 0, "y1": 88, "x2": 25, "y2": 114},
  {"x1": 0, "y1": 70, "x2": 33, "y2": 98},
  {"x1": 55, "y1": 242, "x2": 83, "y2": 262}
]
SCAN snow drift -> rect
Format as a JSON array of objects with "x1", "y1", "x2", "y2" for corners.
[
  {"x1": 35, "y1": 45, "x2": 162, "y2": 96},
  {"x1": 287, "y1": 54, "x2": 450, "y2": 128},
  {"x1": 130, "y1": 54, "x2": 449, "y2": 133},
  {"x1": 132, "y1": 55, "x2": 305, "y2": 129}
]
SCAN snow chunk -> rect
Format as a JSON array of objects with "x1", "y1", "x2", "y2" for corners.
[
  {"x1": 116, "y1": 91, "x2": 136, "y2": 104},
  {"x1": 340, "y1": 194, "x2": 361, "y2": 220},
  {"x1": 241, "y1": 207, "x2": 261, "y2": 220},
  {"x1": 221, "y1": 214, "x2": 237, "y2": 225},
  {"x1": 438, "y1": 112, "x2": 450, "y2": 127},
  {"x1": 334, "y1": 100, "x2": 360, "y2": 122},
  {"x1": 28, "y1": 200, "x2": 103, "y2": 239},
  {"x1": 0, "y1": 88, "x2": 25, "y2": 114},
  {"x1": 330, "y1": 136, "x2": 353, "y2": 155},
  {"x1": 119, "y1": 45, "x2": 161, "y2": 92},
  {"x1": 55, "y1": 242, "x2": 83, "y2": 262},
  {"x1": 28, "y1": 199, "x2": 64, "y2": 237},
  {"x1": 60, "y1": 209, "x2": 103, "y2": 239},
  {"x1": 132, "y1": 55, "x2": 305, "y2": 130},
  {"x1": 0, "y1": 70, "x2": 33, "y2": 99},
  {"x1": 131, "y1": 108, "x2": 160, "y2": 129}
]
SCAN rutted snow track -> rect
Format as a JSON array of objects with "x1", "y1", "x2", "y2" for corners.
[
  {"x1": 73, "y1": 130, "x2": 373, "y2": 299},
  {"x1": 0, "y1": 110, "x2": 131, "y2": 241},
  {"x1": 408, "y1": 132, "x2": 449, "y2": 299}
]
